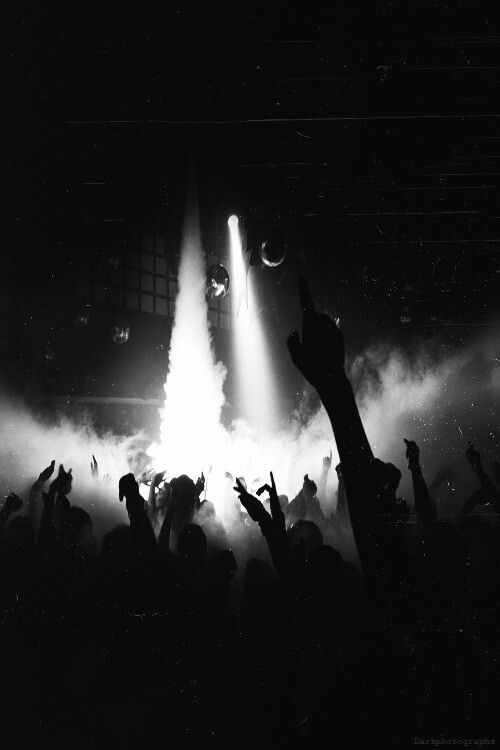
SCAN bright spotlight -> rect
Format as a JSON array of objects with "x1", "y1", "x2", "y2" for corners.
[{"x1": 228, "y1": 213, "x2": 279, "y2": 433}]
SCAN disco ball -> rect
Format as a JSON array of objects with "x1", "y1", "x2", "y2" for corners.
[
  {"x1": 207, "y1": 264, "x2": 230, "y2": 299},
  {"x1": 113, "y1": 320, "x2": 130, "y2": 344},
  {"x1": 259, "y1": 230, "x2": 287, "y2": 267},
  {"x1": 74, "y1": 307, "x2": 90, "y2": 328}
]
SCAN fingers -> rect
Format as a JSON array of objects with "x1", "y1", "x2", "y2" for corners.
[
  {"x1": 270, "y1": 471, "x2": 276, "y2": 494},
  {"x1": 256, "y1": 473, "x2": 276, "y2": 499}
]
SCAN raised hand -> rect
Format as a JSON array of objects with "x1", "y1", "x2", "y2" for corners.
[
  {"x1": 50, "y1": 464, "x2": 73, "y2": 496},
  {"x1": 195, "y1": 472, "x2": 205, "y2": 497},
  {"x1": 139, "y1": 469, "x2": 155, "y2": 486},
  {"x1": 234, "y1": 478, "x2": 269, "y2": 524},
  {"x1": 90, "y1": 455, "x2": 98, "y2": 480},
  {"x1": 302, "y1": 474, "x2": 317, "y2": 499},
  {"x1": 3, "y1": 493, "x2": 23, "y2": 515},
  {"x1": 119, "y1": 473, "x2": 144, "y2": 516},
  {"x1": 404, "y1": 439, "x2": 420, "y2": 471},
  {"x1": 154, "y1": 470, "x2": 166, "y2": 488},
  {"x1": 287, "y1": 277, "x2": 344, "y2": 389},
  {"x1": 256, "y1": 472, "x2": 284, "y2": 526},
  {"x1": 38, "y1": 460, "x2": 55, "y2": 484},
  {"x1": 322, "y1": 450, "x2": 333, "y2": 471}
]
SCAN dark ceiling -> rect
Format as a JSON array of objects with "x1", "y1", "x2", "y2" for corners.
[{"x1": 4, "y1": 2, "x2": 500, "y2": 358}]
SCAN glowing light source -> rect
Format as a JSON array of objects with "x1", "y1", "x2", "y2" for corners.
[
  {"x1": 113, "y1": 320, "x2": 130, "y2": 344},
  {"x1": 207, "y1": 263, "x2": 230, "y2": 299},
  {"x1": 259, "y1": 229, "x2": 287, "y2": 267},
  {"x1": 148, "y1": 205, "x2": 333, "y2": 521},
  {"x1": 148, "y1": 199, "x2": 228, "y2": 484},
  {"x1": 228, "y1": 214, "x2": 280, "y2": 433}
]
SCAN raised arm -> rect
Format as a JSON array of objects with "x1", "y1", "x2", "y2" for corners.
[
  {"x1": 26, "y1": 460, "x2": 55, "y2": 525},
  {"x1": 318, "y1": 450, "x2": 332, "y2": 502},
  {"x1": 335, "y1": 464, "x2": 350, "y2": 528},
  {"x1": 39, "y1": 483, "x2": 57, "y2": 547},
  {"x1": 234, "y1": 474, "x2": 291, "y2": 585},
  {"x1": 404, "y1": 439, "x2": 436, "y2": 530},
  {"x1": 287, "y1": 279, "x2": 373, "y2": 477},
  {"x1": 118, "y1": 474, "x2": 156, "y2": 555},
  {"x1": 157, "y1": 491, "x2": 180, "y2": 555},
  {"x1": 147, "y1": 470, "x2": 166, "y2": 521},
  {"x1": 287, "y1": 279, "x2": 376, "y2": 571}
]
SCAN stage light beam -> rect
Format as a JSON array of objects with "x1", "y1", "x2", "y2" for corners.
[{"x1": 228, "y1": 215, "x2": 280, "y2": 433}]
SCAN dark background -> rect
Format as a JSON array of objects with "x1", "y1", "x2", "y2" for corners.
[{"x1": 2, "y1": 2, "x2": 499, "y2": 431}]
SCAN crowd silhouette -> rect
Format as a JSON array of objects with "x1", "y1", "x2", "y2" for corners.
[{"x1": 0, "y1": 280, "x2": 498, "y2": 746}]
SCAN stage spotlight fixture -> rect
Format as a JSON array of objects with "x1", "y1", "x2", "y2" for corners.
[
  {"x1": 113, "y1": 319, "x2": 130, "y2": 344},
  {"x1": 207, "y1": 264, "x2": 230, "y2": 299},
  {"x1": 259, "y1": 229, "x2": 287, "y2": 267}
]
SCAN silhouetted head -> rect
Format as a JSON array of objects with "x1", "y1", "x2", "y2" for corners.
[
  {"x1": 171, "y1": 474, "x2": 196, "y2": 502},
  {"x1": 119, "y1": 473, "x2": 138, "y2": 502},
  {"x1": 56, "y1": 464, "x2": 73, "y2": 496},
  {"x1": 302, "y1": 474, "x2": 317, "y2": 500},
  {"x1": 177, "y1": 523, "x2": 207, "y2": 568},
  {"x1": 288, "y1": 519, "x2": 323, "y2": 558},
  {"x1": 370, "y1": 459, "x2": 402, "y2": 499},
  {"x1": 170, "y1": 475, "x2": 197, "y2": 532}
]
